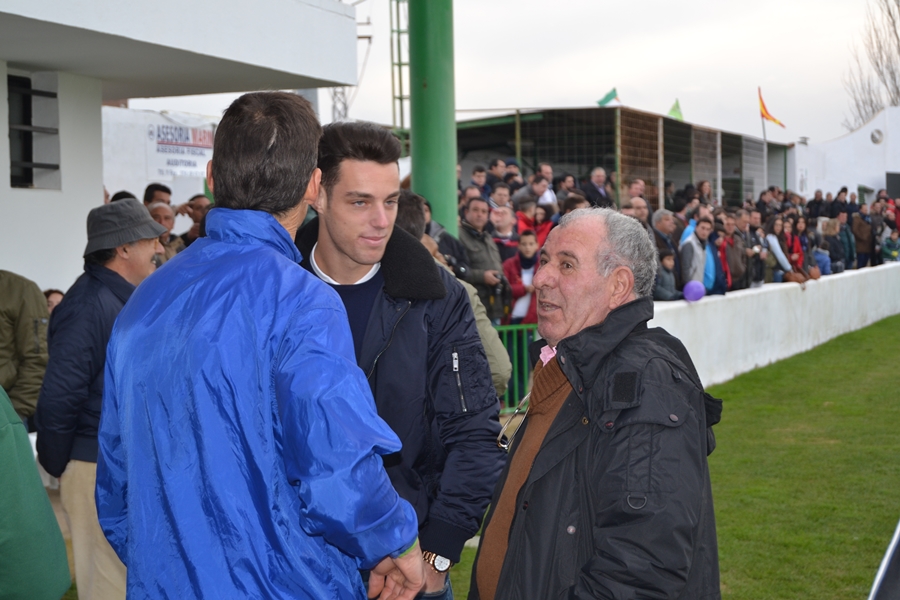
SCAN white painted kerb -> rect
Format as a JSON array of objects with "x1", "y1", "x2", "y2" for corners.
[{"x1": 649, "y1": 263, "x2": 900, "y2": 387}]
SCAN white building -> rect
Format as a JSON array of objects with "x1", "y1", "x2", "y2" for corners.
[
  {"x1": 1, "y1": 0, "x2": 356, "y2": 290},
  {"x1": 790, "y1": 107, "x2": 900, "y2": 201}
]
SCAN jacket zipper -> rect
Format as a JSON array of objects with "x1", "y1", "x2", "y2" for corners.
[
  {"x1": 453, "y1": 348, "x2": 468, "y2": 412},
  {"x1": 366, "y1": 301, "x2": 412, "y2": 380}
]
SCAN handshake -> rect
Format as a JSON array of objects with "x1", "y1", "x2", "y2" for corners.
[{"x1": 368, "y1": 540, "x2": 428, "y2": 600}]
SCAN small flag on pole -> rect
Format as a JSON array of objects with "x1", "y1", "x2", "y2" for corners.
[
  {"x1": 759, "y1": 87, "x2": 785, "y2": 128},
  {"x1": 668, "y1": 99, "x2": 683, "y2": 121},
  {"x1": 597, "y1": 88, "x2": 621, "y2": 107}
]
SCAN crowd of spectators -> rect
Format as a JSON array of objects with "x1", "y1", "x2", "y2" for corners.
[{"x1": 427, "y1": 160, "x2": 900, "y2": 317}]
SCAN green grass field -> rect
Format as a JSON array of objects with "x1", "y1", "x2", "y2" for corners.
[{"x1": 452, "y1": 314, "x2": 900, "y2": 599}]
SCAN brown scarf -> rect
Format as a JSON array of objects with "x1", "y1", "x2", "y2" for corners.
[{"x1": 475, "y1": 357, "x2": 573, "y2": 600}]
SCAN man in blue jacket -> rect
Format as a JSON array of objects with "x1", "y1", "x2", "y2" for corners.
[
  {"x1": 297, "y1": 121, "x2": 506, "y2": 599},
  {"x1": 35, "y1": 197, "x2": 166, "y2": 599},
  {"x1": 95, "y1": 92, "x2": 425, "y2": 600}
]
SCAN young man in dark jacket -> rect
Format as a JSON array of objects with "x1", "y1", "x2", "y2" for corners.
[
  {"x1": 34, "y1": 198, "x2": 166, "y2": 598},
  {"x1": 471, "y1": 208, "x2": 720, "y2": 600},
  {"x1": 298, "y1": 121, "x2": 505, "y2": 599}
]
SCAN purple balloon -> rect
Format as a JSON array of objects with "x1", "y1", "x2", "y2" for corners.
[{"x1": 683, "y1": 280, "x2": 706, "y2": 302}]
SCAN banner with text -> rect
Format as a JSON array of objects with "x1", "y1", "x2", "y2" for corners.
[{"x1": 146, "y1": 123, "x2": 214, "y2": 180}]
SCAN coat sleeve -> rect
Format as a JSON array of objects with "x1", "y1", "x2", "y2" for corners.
[
  {"x1": 34, "y1": 300, "x2": 105, "y2": 478},
  {"x1": 422, "y1": 271, "x2": 506, "y2": 563},
  {"x1": 680, "y1": 242, "x2": 696, "y2": 283},
  {"x1": 569, "y1": 362, "x2": 711, "y2": 599},
  {"x1": 463, "y1": 279, "x2": 512, "y2": 397},
  {"x1": 503, "y1": 257, "x2": 526, "y2": 299},
  {"x1": 95, "y1": 337, "x2": 128, "y2": 561},
  {"x1": 7, "y1": 280, "x2": 49, "y2": 417},
  {"x1": 766, "y1": 235, "x2": 793, "y2": 272},
  {"x1": 274, "y1": 305, "x2": 419, "y2": 568}
]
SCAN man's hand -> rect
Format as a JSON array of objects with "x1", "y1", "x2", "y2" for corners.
[
  {"x1": 423, "y1": 569, "x2": 447, "y2": 594},
  {"x1": 368, "y1": 546, "x2": 426, "y2": 600},
  {"x1": 525, "y1": 284, "x2": 535, "y2": 294},
  {"x1": 484, "y1": 270, "x2": 501, "y2": 286}
]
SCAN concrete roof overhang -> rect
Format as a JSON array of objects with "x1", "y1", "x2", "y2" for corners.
[{"x1": 0, "y1": 0, "x2": 357, "y2": 100}]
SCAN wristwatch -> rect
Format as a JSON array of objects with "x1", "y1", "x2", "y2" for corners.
[{"x1": 422, "y1": 551, "x2": 453, "y2": 573}]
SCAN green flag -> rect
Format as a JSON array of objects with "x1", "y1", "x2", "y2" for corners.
[
  {"x1": 668, "y1": 99, "x2": 683, "y2": 121},
  {"x1": 597, "y1": 88, "x2": 620, "y2": 107}
]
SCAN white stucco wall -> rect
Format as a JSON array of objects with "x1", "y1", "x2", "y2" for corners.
[
  {"x1": 649, "y1": 262, "x2": 900, "y2": 387},
  {"x1": 796, "y1": 108, "x2": 900, "y2": 198},
  {"x1": 0, "y1": 65, "x2": 104, "y2": 291}
]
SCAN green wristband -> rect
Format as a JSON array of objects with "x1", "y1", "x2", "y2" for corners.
[{"x1": 398, "y1": 537, "x2": 419, "y2": 558}]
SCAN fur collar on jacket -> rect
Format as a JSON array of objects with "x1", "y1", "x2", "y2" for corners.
[{"x1": 295, "y1": 217, "x2": 446, "y2": 301}]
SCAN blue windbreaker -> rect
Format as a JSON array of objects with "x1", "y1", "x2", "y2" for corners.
[{"x1": 96, "y1": 208, "x2": 418, "y2": 599}]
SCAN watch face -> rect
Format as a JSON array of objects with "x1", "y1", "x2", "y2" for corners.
[{"x1": 433, "y1": 555, "x2": 452, "y2": 572}]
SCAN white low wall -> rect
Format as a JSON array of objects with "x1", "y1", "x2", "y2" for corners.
[{"x1": 649, "y1": 262, "x2": 900, "y2": 387}]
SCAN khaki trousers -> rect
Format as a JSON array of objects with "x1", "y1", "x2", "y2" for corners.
[{"x1": 59, "y1": 460, "x2": 127, "y2": 600}]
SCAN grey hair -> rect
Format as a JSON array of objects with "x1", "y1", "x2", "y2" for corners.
[
  {"x1": 147, "y1": 202, "x2": 173, "y2": 214},
  {"x1": 558, "y1": 207, "x2": 658, "y2": 298},
  {"x1": 591, "y1": 166, "x2": 606, "y2": 176},
  {"x1": 652, "y1": 208, "x2": 673, "y2": 226}
]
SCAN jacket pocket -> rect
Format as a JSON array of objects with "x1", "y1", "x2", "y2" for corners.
[
  {"x1": 616, "y1": 381, "x2": 693, "y2": 495},
  {"x1": 442, "y1": 341, "x2": 494, "y2": 415}
]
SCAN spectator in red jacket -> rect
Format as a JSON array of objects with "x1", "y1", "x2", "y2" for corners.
[
  {"x1": 503, "y1": 230, "x2": 539, "y2": 324},
  {"x1": 783, "y1": 217, "x2": 804, "y2": 271}
]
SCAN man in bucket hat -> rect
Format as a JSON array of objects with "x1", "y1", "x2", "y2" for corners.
[{"x1": 34, "y1": 198, "x2": 165, "y2": 600}]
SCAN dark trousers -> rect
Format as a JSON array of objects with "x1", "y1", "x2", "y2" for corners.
[{"x1": 857, "y1": 253, "x2": 870, "y2": 269}]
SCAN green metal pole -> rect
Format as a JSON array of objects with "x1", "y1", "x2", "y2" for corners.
[
  {"x1": 409, "y1": 0, "x2": 458, "y2": 236},
  {"x1": 515, "y1": 109, "x2": 522, "y2": 169}
]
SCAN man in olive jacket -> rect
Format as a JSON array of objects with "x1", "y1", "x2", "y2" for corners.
[
  {"x1": 0, "y1": 270, "x2": 49, "y2": 427},
  {"x1": 471, "y1": 208, "x2": 721, "y2": 600},
  {"x1": 458, "y1": 197, "x2": 508, "y2": 324}
]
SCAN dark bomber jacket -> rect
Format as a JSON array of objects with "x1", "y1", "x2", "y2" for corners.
[
  {"x1": 297, "y1": 220, "x2": 506, "y2": 563},
  {"x1": 470, "y1": 297, "x2": 721, "y2": 599}
]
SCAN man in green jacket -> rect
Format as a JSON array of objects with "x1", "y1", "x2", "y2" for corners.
[{"x1": 0, "y1": 270, "x2": 49, "y2": 429}]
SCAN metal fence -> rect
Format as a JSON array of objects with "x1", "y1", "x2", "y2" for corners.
[
  {"x1": 456, "y1": 107, "x2": 790, "y2": 206},
  {"x1": 495, "y1": 324, "x2": 538, "y2": 412}
]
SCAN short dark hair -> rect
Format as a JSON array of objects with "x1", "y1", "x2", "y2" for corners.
[
  {"x1": 518, "y1": 196, "x2": 537, "y2": 212},
  {"x1": 531, "y1": 174, "x2": 547, "y2": 186},
  {"x1": 563, "y1": 195, "x2": 588, "y2": 214},
  {"x1": 658, "y1": 248, "x2": 674, "y2": 259},
  {"x1": 212, "y1": 92, "x2": 320, "y2": 216},
  {"x1": 143, "y1": 184, "x2": 171, "y2": 205},
  {"x1": 319, "y1": 121, "x2": 401, "y2": 196},
  {"x1": 491, "y1": 182, "x2": 510, "y2": 193},
  {"x1": 519, "y1": 229, "x2": 537, "y2": 240},
  {"x1": 697, "y1": 217, "x2": 714, "y2": 226},
  {"x1": 466, "y1": 196, "x2": 489, "y2": 211},
  {"x1": 472, "y1": 165, "x2": 486, "y2": 175},
  {"x1": 43, "y1": 288, "x2": 64, "y2": 299},
  {"x1": 396, "y1": 189, "x2": 426, "y2": 240},
  {"x1": 111, "y1": 190, "x2": 136, "y2": 202},
  {"x1": 84, "y1": 246, "x2": 119, "y2": 266},
  {"x1": 489, "y1": 158, "x2": 505, "y2": 169},
  {"x1": 463, "y1": 185, "x2": 482, "y2": 196}
]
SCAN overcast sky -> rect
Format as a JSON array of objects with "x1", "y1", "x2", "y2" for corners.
[{"x1": 130, "y1": 0, "x2": 868, "y2": 146}]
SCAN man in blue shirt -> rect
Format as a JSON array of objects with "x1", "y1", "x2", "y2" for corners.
[{"x1": 96, "y1": 92, "x2": 424, "y2": 600}]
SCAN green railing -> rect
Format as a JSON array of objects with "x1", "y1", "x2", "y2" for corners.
[{"x1": 495, "y1": 324, "x2": 539, "y2": 411}]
